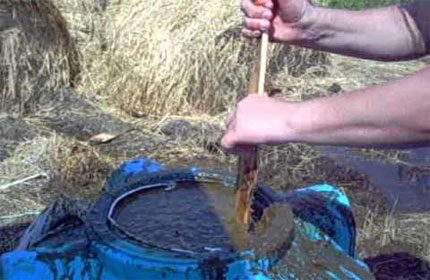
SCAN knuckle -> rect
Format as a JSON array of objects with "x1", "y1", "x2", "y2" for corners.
[
  {"x1": 249, "y1": 6, "x2": 264, "y2": 18},
  {"x1": 259, "y1": 19, "x2": 270, "y2": 30},
  {"x1": 242, "y1": 17, "x2": 248, "y2": 26},
  {"x1": 239, "y1": 97, "x2": 250, "y2": 107},
  {"x1": 236, "y1": 101, "x2": 243, "y2": 110},
  {"x1": 243, "y1": 18, "x2": 269, "y2": 31},
  {"x1": 243, "y1": 17, "x2": 256, "y2": 29},
  {"x1": 240, "y1": 1, "x2": 245, "y2": 12},
  {"x1": 242, "y1": 28, "x2": 260, "y2": 38},
  {"x1": 241, "y1": 28, "x2": 249, "y2": 36},
  {"x1": 240, "y1": 0, "x2": 250, "y2": 13},
  {"x1": 248, "y1": 8, "x2": 261, "y2": 18},
  {"x1": 237, "y1": 100, "x2": 247, "y2": 110},
  {"x1": 251, "y1": 30, "x2": 261, "y2": 37}
]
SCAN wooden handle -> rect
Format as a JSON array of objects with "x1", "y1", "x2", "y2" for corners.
[
  {"x1": 247, "y1": 33, "x2": 269, "y2": 95},
  {"x1": 235, "y1": 30, "x2": 270, "y2": 226},
  {"x1": 249, "y1": 0, "x2": 269, "y2": 95},
  {"x1": 258, "y1": 32, "x2": 269, "y2": 95}
]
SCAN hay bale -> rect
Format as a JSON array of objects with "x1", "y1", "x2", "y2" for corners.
[
  {"x1": 51, "y1": 0, "x2": 106, "y2": 46},
  {"x1": 0, "y1": 0, "x2": 79, "y2": 116},
  {"x1": 78, "y1": 0, "x2": 294, "y2": 116}
]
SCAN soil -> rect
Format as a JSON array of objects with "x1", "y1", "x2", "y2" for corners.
[
  {"x1": 365, "y1": 252, "x2": 430, "y2": 279},
  {"x1": 158, "y1": 119, "x2": 222, "y2": 153},
  {"x1": 0, "y1": 149, "x2": 9, "y2": 161},
  {"x1": 36, "y1": 89, "x2": 134, "y2": 140},
  {"x1": 0, "y1": 115, "x2": 40, "y2": 150},
  {"x1": 0, "y1": 221, "x2": 32, "y2": 254},
  {"x1": 35, "y1": 89, "x2": 164, "y2": 159}
]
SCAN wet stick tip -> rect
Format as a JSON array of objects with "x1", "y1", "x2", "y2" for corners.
[{"x1": 235, "y1": 28, "x2": 269, "y2": 226}]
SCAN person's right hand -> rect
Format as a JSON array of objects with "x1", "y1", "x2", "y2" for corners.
[{"x1": 240, "y1": 0, "x2": 311, "y2": 43}]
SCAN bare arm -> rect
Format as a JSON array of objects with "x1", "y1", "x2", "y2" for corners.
[
  {"x1": 288, "y1": 66, "x2": 430, "y2": 147},
  {"x1": 242, "y1": 0, "x2": 429, "y2": 61},
  {"x1": 297, "y1": 4, "x2": 427, "y2": 61},
  {"x1": 221, "y1": 67, "x2": 430, "y2": 150}
]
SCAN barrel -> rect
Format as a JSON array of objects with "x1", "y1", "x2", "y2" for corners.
[{"x1": 87, "y1": 166, "x2": 285, "y2": 280}]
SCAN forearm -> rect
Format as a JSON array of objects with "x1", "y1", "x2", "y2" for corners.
[
  {"x1": 287, "y1": 67, "x2": 430, "y2": 148},
  {"x1": 297, "y1": 3, "x2": 427, "y2": 61}
]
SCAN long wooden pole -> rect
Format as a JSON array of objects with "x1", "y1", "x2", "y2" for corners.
[
  {"x1": 258, "y1": 33, "x2": 269, "y2": 95},
  {"x1": 235, "y1": 31, "x2": 269, "y2": 226}
]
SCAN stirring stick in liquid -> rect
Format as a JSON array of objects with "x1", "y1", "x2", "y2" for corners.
[{"x1": 235, "y1": 22, "x2": 270, "y2": 226}]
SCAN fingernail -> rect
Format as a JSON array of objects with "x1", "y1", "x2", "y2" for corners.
[
  {"x1": 253, "y1": 30, "x2": 262, "y2": 38},
  {"x1": 263, "y1": 10, "x2": 272, "y2": 20}
]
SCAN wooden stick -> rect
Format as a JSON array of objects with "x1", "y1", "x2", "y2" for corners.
[
  {"x1": 0, "y1": 173, "x2": 48, "y2": 191},
  {"x1": 258, "y1": 33, "x2": 269, "y2": 95},
  {"x1": 235, "y1": 32, "x2": 269, "y2": 226}
]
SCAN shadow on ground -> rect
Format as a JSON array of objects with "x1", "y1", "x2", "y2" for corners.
[
  {"x1": 365, "y1": 252, "x2": 430, "y2": 280},
  {"x1": 319, "y1": 146, "x2": 430, "y2": 214}
]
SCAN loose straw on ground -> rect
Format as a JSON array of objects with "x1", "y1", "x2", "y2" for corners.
[{"x1": 0, "y1": 173, "x2": 49, "y2": 191}]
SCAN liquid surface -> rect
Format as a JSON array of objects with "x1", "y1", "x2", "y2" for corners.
[{"x1": 112, "y1": 183, "x2": 251, "y2": 253}]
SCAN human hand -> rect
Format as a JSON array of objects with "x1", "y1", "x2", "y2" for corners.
[
  {"x1": 221, "y1": 95, "x2": 294, "y2": 154},
  {"x1": 240, "y1": 0, "x2": 311, "y2": 43}
]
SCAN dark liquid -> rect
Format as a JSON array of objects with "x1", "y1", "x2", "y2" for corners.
[{"x1": 112, "y1": 183, "x2": 251, "y2": 253}]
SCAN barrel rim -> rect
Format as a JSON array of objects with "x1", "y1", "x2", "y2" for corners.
[{"x1": 86, "y1": 168, "x2": 280, "y2": 266}]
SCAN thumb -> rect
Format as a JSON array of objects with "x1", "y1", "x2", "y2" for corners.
[
  {"x1": 222, "y1": 132, "x2": 257, "y2": 155},
  {"x1": 221, "y1": 130, "x2": 238, "y2": 152}
]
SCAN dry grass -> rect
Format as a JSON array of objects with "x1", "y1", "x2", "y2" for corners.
[
  {"x1": 357, "y1": 207, "x2": 430, "y2": 262},
  {"x1": 0, "y1": 134, "x2": 115, "y2": 217},
  {"x1": 48, "y1": 135, "x2": 115, "y2": 198},
  {"x1": 0, "y1": 137, "x2": 52, "y2": 188},
  {"x1": 0, "y1": 0, "x2": 79, "y2": 115},
  {"x1": 0, "y1": 136, "x2": 53, "y2": 216}
]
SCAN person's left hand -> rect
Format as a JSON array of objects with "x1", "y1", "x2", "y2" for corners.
[{"x1": 221, "y1": 95, "x2": 294, "y2": 154}]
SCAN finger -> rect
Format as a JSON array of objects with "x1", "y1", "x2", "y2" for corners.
[
  {"x1": 263, "y1": 0, "x2": 274, "y2": 9},
  {"x1": 242, "y1": 28, "x2": 261, "y2": 39},
  {"x1": 255, "y1": 0, "x2": 274, "y2": 8},
  {"x1": 225, "y1": 109, "x2": 237, "y2": 128},
  {"x1": 240, "y1": 0, "x2": 273, "y2": 19},
  {"x1": 243, "y1": 17, "x2": 271, "y2": 32},
  {"x1": 221, "y1": 131, "x2": 238, "y2": 152}
]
